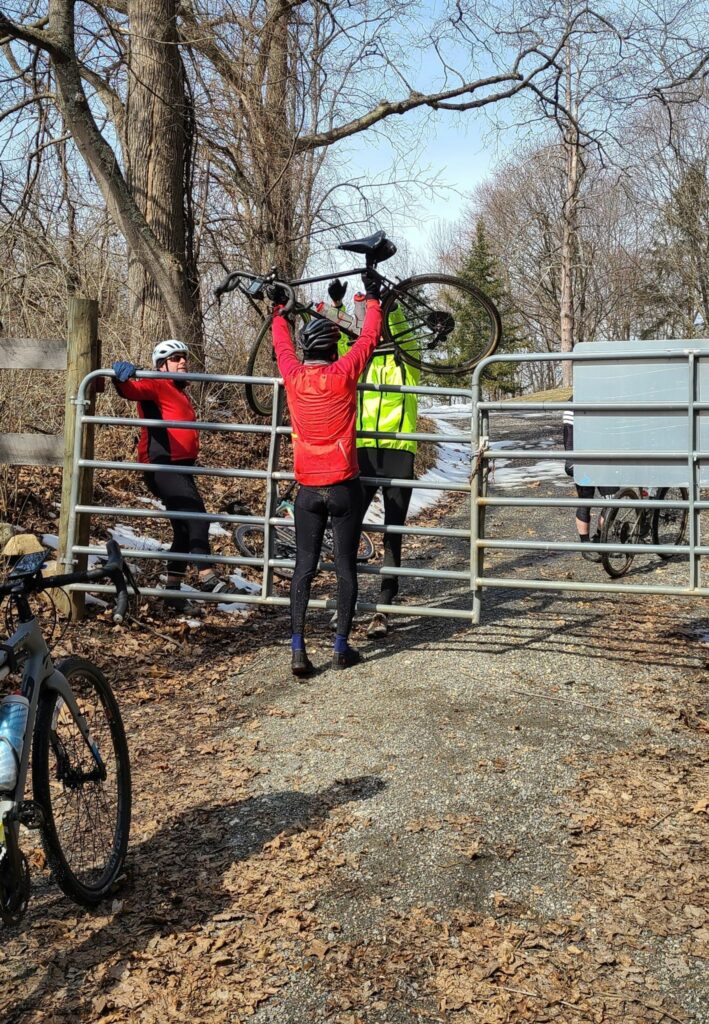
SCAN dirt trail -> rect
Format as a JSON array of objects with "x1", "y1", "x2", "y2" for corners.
[{"x1": 1, "y1": 411, "x2": 707, "y2": 1024}]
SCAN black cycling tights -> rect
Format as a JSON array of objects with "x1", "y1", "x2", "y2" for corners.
[
  {"x1": 290, "y1": 478, "x2": 365, "y2": 639},
  {"x1": 144, "y1": 460, "x2": 212, "y2": 576},
  {"x1": 575, "y1": 484, "x2": 616, "y2": 524},
  {"x1": 359, "y1": 448, "x2": 415, "y2": 605}
]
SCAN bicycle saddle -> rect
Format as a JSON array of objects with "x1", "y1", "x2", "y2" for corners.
[{"x1": 338, "y1": 230, "x2": 397, "y2": 263}]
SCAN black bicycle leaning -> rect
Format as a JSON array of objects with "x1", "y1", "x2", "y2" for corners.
[
  {"x1": 0, "y1": 539, "x2": 132, "y2": 926},
  {"x1": 599, "y1": 486, "x2": 689, "y2": 579},
  {"x1": 214, "y1": 230, "x2": 502, "y2": 417}
]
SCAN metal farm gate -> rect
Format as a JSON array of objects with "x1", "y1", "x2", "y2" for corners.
[
  {"x1": 62, "y1": 369, "x2": 477, "y2": 620},
  {"x1": 62, "y1": 343, "x2": 706, "y2": 622}
]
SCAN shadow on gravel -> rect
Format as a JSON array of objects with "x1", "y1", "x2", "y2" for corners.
[
  {"x1": 357, "y1": 587, "x2": 701, "y2": 672},
  {"x1": 8, "y1": 775, "x2": 386, "y2": 1024}
]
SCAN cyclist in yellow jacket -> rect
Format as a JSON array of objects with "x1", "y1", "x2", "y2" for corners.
[{"x1": 324, "y1": 279, "x2": 419, "y2": 638}]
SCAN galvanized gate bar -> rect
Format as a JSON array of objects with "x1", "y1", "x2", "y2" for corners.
[
  {"x1": 471, "y1": 346, "x2": 707, "y2": 623},
  {"x1": 65, "y1": 367, "x2": 476, "y2": 620}
]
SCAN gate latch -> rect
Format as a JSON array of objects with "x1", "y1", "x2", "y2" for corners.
[{"x1": 471, "y1": 436, "x2": 489, "y2": 481}]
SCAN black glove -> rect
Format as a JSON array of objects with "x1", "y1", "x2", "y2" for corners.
[
  {"x1": 112, "y1": 360, "x2": 137, "y2": 382},
  {"x1": 266, "y1": 284, "x2": 289, "y2": 307},
  {"x1": 361, "y1": 270, "x2": 381, "y2": 301},
  {"x1": 328, "y1": 278, "x2": 347, "y2": 305}
]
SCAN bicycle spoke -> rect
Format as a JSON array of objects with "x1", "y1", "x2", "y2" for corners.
[{"x1": 383, "y1": 274, "x2": 501, "y2": 375}]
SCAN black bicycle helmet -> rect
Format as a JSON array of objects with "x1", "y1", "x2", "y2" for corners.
[{"x1": 299, "y1": 317, "x2": 341, "y2": 356}]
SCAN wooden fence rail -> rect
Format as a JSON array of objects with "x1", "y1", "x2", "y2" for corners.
[{"x1": 0, "y1": 297, "x2": 100, "y2": 618}]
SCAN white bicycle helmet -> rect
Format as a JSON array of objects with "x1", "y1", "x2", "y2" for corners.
[{"x1": 152, "y1": 339, "x2": 189, "y2": 368}]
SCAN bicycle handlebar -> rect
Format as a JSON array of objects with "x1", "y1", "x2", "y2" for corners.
[
  {"x1": 214, "y1": 270, "x2": 296, "y2": 315},
  {"x1": 0, "y1": 539, "x2": 130, "y2": 624}
]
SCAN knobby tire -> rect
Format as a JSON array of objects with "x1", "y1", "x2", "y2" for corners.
[{"x1": 600, "y1": 488, "x2": 642, "y2": 579}]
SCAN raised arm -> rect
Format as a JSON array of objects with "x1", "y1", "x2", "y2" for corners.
[
  {"x1": 335, "y1": 300, "x2": 382, "y2": 381},
  {"x1": 271, "y1": 313, "x2": 302, "y2": 379}
]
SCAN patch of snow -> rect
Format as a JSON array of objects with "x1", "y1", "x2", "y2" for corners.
[
  {"x1": 209, "y1": 522, "x2": 232, "y2": 538},
  {"x1": 135, "y1": 496, "x2": 165, "y2": 509},
  {"x1": 108, "y1": 524, "x2": 168, "y2": 551},
  {"x1": 491, "y1": 459, "x2": 567, "y2": 489},
  {"x1": 363, "y1": 406, "x2": 471, "y2": 526}
]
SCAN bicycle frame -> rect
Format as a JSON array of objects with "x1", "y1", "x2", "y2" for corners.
[
  {"x1": 0, "y1": 544, "x2": 129, "y2": 914},
  {"x1": 0, "y1": 612, "x2": 107, "y2": 928},
  {"x1": 0, "y1": 615, "x2": 101, "y2": 830}
]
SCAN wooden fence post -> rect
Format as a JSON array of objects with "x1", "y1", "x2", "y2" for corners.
[{"x1": 58, "y1": 297, "x2": 100, "y2": 620}]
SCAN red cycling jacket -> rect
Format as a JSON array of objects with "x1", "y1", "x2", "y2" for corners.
[
  {"x1": 114, "y1": 377, "x2": 198, "y2": 464},
  {"x1": 272, "y1": 300, "x2": 382, "y2": 486}
]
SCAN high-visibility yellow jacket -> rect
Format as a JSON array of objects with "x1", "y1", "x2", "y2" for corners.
[{"x1": 334, "y1": 296, "x2": 419, "y2": 454}]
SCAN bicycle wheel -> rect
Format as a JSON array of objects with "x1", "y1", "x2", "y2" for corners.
[
  {"x1": 234, "y1": 524, "x2": 297, "y2": 580},
  {"x1": 652, "y1": 487, "x2": 689, "y2": 555},
  {"x1": 245, "y1": 318, "x2": 278, "y2": 417},
  {"x1": 33, "y1": 657, "x2": 131, "y2": 906},
  {"x1": 357, "y1": 531, "x2": 375, "y2": 562},
  {"x1": 319, "y1": 528, "x2": 375, "y2": 564},
  {"x1": 600, "y1": 488, "x2": 641, "y2": 579},
  {"x1": 381, "y1": 274, "x2": 501, "y2": 375}
]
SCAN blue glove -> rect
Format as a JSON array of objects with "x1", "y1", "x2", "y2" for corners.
[{"x1": 113, "y1": 360, "x2": 137, "y2": 382}]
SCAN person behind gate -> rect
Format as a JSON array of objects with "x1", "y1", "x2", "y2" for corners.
[
  {"x1": 269, "y1": 273, "x2": 383, "y2": 677},
  {"x1": 112, "y1": 341, "x2": 239, "y2": 605},
  {"x1": 319, "y1": 278, "x2": 419, "y2": 638}
]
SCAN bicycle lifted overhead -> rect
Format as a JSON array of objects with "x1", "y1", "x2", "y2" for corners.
[
  {"x1": 214, "y1": 230, "x2": 502, "y2": 417},
  {"x1": 0, "y1": 539, "x2": 132, "y2": 927}
]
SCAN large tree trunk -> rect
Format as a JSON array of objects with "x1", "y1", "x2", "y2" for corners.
[
  {"x1": 248, "y1": 0, "x2": 302, "y2": 277},
  {"x1": 125, "y1": 0, "x2": 202, "y2": 364}
]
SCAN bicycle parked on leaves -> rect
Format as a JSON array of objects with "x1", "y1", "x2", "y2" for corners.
[
  {"x1": 214, "y1": 230, "x2": 502, "y2": 417},
  {"x1": 228, "y1": 482, "x2": 375, "y2": 580},
  {"x1": 0, "y1": 540, "x2": 132, "y2": 927},
  {"x1": 599, "y1": 486, "x2": 689, "y2": 579}
]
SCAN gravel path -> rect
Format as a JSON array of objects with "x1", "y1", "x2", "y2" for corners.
[{"x1": 233, "y1": 411, "x2": 708, "y2": 1022}]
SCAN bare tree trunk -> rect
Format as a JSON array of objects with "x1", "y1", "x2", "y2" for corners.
[
  {"x1": 125, "y1": 0, "x2": 202, "y2": 364},
  {"x1": 255, "y1": 0, "x2": 299, "y2": 277}
]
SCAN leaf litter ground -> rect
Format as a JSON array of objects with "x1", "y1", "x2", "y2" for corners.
[{"x1": 0, "y1": 412, "x2": 707, "y2": 1023}]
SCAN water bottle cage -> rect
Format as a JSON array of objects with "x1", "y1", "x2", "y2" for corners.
[{"x1": 0, "y1": 645, "x2": 19, "y2": 675}]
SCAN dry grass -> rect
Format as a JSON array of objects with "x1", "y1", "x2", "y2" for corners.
[{"x1": 506, "y1": 386, "x2": 572, "y2": 403}]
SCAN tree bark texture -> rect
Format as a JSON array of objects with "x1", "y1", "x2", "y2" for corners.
[{"x1": 126, "y1": 0, "x2": 201, "y2": 364}]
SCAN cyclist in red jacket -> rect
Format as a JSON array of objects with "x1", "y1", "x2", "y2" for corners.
[
  {"x1": 271, "y1": 272, "x2": 383, "y2": 676},
  {"x1": 112, "y1": 340, "x2": 237, "y2": 605}
]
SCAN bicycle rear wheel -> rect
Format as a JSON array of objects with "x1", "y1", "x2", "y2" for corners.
[
  {"x1": 381, "y1": 274, "x2": 501, "y2": 375},
  {"x1": 357, "y1": 531, "x2": 375, "y2": 562},
  {"x1": 652, "y1": 487, "x2": 689, "y2": 555},
  {"x1": 33, "y1": 657, "x2": 131, "y2": 906},
  {"x1": 320, "y1": 529, "x2": 375, "y2": 564},
  {"x1": 600, "y1": 488, "x2": 641, "y2": 579},
  {"x1": 245, "y1": 318, "x2": 279, "y2": 417},
  {"x1": 234, "y1": 524, "x2": 297, "y2": 579}
]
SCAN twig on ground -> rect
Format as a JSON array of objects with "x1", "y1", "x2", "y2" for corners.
[
  {"x1": 125, "y1": 612, "x2": 179, "y2": 647},
  {"x1": 508, "y1": 687, "x2": 610, "y2": 713}
]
